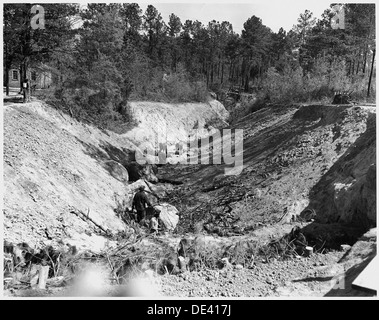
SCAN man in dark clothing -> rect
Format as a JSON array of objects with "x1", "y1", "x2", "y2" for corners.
[{"x1": 132, "y1": 185, "x2": 152, "y2": 223}]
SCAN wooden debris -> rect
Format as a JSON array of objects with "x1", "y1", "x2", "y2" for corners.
[
  {"x1": 178, "y1": 256, "x2": 187, "y2": 272},
  {"x1": 70, "y1": 207, "x2": 110, "y2": 236},
  {"x1": 37, "y1": 265, "x2": 50, "y2": 290},
  {"x1": 304, "y1": 246, "x2": 313, "y2": 257}
]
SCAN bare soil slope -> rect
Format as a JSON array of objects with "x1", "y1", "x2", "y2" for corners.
[
  {"x1": 3, "y1": 100, "x2": 376, "y2": 298},
  {"x1": 160, "y1": 104, "x2": 376, "y2": 241},
  {"x1": 124, "y1": 100, "x2": 229, "y2": 162},
  {"x1": 3, "y1": 100, "x2": 230, "y2": 251},
  {"x1": 3, "y1": 102, "x2": 135, "y2": 250}
]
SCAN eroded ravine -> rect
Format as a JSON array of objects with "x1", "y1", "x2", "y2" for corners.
[{"x1": 3, "y1": 100, "x2": 376, "y2": 297}]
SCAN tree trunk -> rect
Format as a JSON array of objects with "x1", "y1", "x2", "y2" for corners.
[
  {"x1": 347, "y1": 60, "x2": 351, "y2": 76},
  {"x1": 4, "y1": 43, "x2": 10, "y2": 96},
  {"x1": 363, "y1": 51, "x2": 367, "y2": 74},
  {"x1": 367, "y1": 49, "x2": 375, "y2": 98},
  {"x1": 244, "y1": 72, "x2": 249, "y2": 92},
  {"x1": 221, "y1": 62, "x2": 224, "y2": 84},
  {"x1": 229, "y1": 61, "x2": 233, "y2": 81},
  {"x1": 211, "y1": 63, "x2": 214, "y2": 83},
  {"x1": 5, "y1": 64, "x2": 10, "y2": 96},
  {"x1": 19, "y1": 64, "x2": 23, "y2": 92},
  {"x1": 217, "y1": 59, "x2": 220, "y2": 79}
]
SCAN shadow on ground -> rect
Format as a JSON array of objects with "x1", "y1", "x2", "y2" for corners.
[{"x1": 325, "y1": 253, "x2": 376, "y2": 297}]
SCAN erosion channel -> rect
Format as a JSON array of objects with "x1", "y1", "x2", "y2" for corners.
[{"x1": 3, "y1": 99, "x2": 376, "y2": 297}]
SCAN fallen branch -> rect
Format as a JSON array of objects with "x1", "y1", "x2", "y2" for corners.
[
  {"x1": 143, "y1": 179, "x2": 161, "y2": 202},
  {"x1": 70, "y1": 207, "x2": 110, "y2": 236}
]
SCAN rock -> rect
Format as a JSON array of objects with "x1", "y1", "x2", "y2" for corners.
[
  {"x1": 221, "y1": 257, "x2": 232, "y2": 269},
  {"x1": 235, "y1": 264, "x2": 243, "y2": 270},
  {"x1": 46, "y1": 276, "x2": 65, "y2": 287},
  {"x1": 340, "y1": 244, "x2": 352, "y2": 251},
  {"x1": 209, "y1": 92, "x2": 217, "y2": 100},
  {"x1": 125, "y1": 162, "x2": 158, "y2": 183},
  {"x1": 208, "y1": 100, "x2": 230, "y2": 123},
  {"x1": 144, "y1": 269, "x2": 155, "y2": 278},
  {"x1": 179, "y1": 273, "x2": 189, "y2": 281},
  {"x1": 141, "y1": 261, "x2": 150, "y2": 271},
  {"x1": 154, "y1": 203, "x2": 179, "y2": 231},
  {"x1": 359, "y1": 228, "x2": 376, "y2": 241},
  {"x1": 178, "y1": 256, "x2": 187, "y2": 272},
  {"x1": 104, "y1": 160, "x2": 129, "y2": 183}
]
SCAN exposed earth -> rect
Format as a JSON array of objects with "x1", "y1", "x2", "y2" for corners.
[{"x1": 2, "y1": 98, "x2": 377, "y2": 298}]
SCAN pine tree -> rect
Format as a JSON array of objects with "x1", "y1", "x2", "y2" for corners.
[{"x1": 3, "y1": 3, "x2": 79, "y2": 91}]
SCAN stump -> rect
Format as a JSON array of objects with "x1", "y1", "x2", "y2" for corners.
[
  {"x1": 37, "y1": 265, "x2": 50, "y2": 290},
  {"x1": 304, "y1": 246, "x2": 314, "y2": 257}
]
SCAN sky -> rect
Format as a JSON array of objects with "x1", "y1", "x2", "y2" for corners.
[{"x1": 138, "y1": 0, "x2": 337, "y2": 34}]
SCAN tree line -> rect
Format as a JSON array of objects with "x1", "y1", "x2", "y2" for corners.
[{"x1": 3, "y1": 3, "x2": 376, "y2": 130}]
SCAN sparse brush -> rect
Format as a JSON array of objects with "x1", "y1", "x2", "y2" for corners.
[{"x1": 261, "y1": 57, "x2": 374, "y2": 104}]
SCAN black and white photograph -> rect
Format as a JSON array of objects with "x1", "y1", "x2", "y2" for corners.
[{"x1": 1, "y1": 1, "x2": 377, "y2": 301}]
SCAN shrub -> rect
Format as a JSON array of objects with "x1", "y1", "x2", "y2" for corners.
[
  {"x1": 262, "y1": 65, "x2": 304, "y2": 103},
  {"x1": 162, "y1": 64, "x2": 208, "y2": 102},
  {"x1": 261, "y1": 57, "x2": 375, "y2": 104},
  {"x1": 128, "y1": 62, "x2": 208, "y2": 103}
]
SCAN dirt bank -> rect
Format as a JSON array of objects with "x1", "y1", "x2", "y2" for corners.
[
  {"x1": 160, "y1": 104, "x2": 376, "y2": 241},
  {"x1": 3, "y1": 100, "x2": 376, "y2": 298},
  {"x1": 3, "y1": 102, "x2": 145, "y2": 251},
  {"x1": 3, "y1": 100, "x2": 230, "y2": 251},
  {"x1": 124, "y1": 100, "x2": 229, "y2": 163}
]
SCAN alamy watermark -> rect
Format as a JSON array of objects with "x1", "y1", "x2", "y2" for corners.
[
  {"x1": 331, "y1": 4, "x2": 345, "y2": 30},
  {"x1": 135, "y1": 128, "x2": 244, "y2": 176},
  {"x1": 31, "y1": 5, "x2": 45, "y2": 30},
  {"x1": 330, "y1": 273, "x2": 346, "y2": 290}
]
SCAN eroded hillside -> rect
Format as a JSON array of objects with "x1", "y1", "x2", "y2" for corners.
[
  {"x1": 3, "y1": 100, "x2": 227, "y2": 251},
  {"x1": 3, "y1": 100, "x2": 376, "y2": 297},
  {"x1": 160, "y1": 104, "x2": 376, "y2": 244}
]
